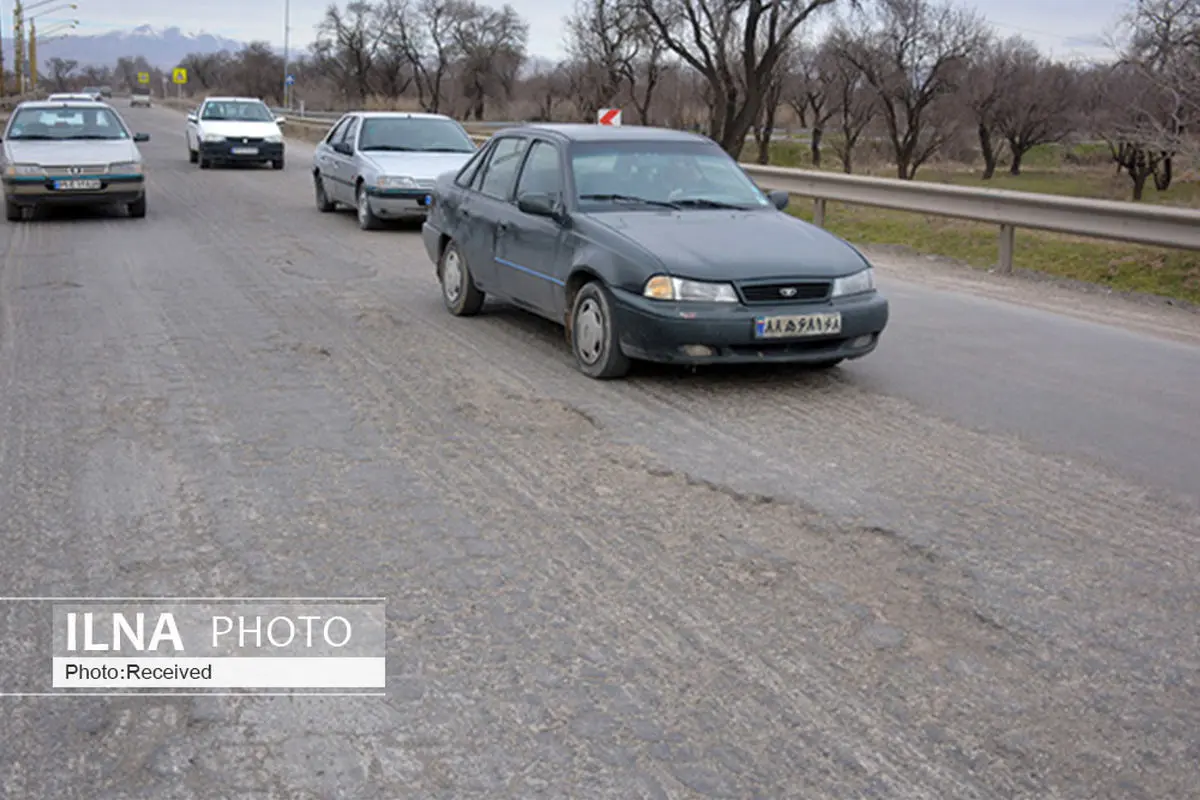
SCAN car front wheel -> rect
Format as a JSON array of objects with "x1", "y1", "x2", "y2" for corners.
[
  {"x1": 438, "y1": 240, "x2": 485, "y2": 316},
  {"x1": 355, "y1": 184, "x2": 381, "y2": 230},
  {"x1": 314, "y1": 174, "x2": 335, "y2": 212},
  {"x1": 570, "y1": 281, "x2": 631, "y2": 379}
]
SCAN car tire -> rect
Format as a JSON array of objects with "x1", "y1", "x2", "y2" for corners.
[
  {"x1": 5, "y1": 200, "x2": 22, "y2": 222},
  {"x1": 314, "y1": 174, "x2": 335, "y2": 212},
  {"x1": 198, "y1": 153, "x2": 211, "y2": 169},
  {"x1": 355, "y1": 184, "x2": 381, "y2": 230},
  {"x1": 127, "y1": 196, "x2": 147, "y2": 218},
  {"x1": 438, "y1": 240, "x2": 485, "y2": 316},
  {"x1": 188, "y1": 147, "x2": 197, "y2": 164},
  {"x1": 272, "y1": 157, "x2": 285, "y2": 170},
  {"x1": 570, "y1": 281, "x2": 631, "y2": 379}
]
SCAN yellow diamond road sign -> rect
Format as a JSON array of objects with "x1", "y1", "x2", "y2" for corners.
[
  {"x1": 172, "y1": 67, "x2": 187, "y2": 84},
  {"x1": 137, "y1": 71, "x2": 150, "y2": 84}
]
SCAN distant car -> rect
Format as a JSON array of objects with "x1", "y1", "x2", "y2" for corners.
[
  {"x1": 422, "y1": 124, "x2": 889, "y2": 379},
  {"x1": 185, "y1": 96, "x2": 285, "y2": 169},
  {"x1": 100, "y1": 85, "x2": 113, "y2": 98},
  {"x1": 1, "y1": 100, "x2": 151, "y2": 221},
  {"x1": 312, "y1": 111, "x2": 477, "y2": 230},
  {"x1": 80, "y1": 86, "x2": 105, "y2": 101},
  {"x1": 130, "y1": 88, "x2": 152, "y2": 107},
  {"x1": 47, "y1": 92, "x2": 99, "y2": 102}
]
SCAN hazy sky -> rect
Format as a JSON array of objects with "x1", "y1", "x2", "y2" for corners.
[{"x1": 55, "y1": 0, "x2": 1131, "y2": 61}]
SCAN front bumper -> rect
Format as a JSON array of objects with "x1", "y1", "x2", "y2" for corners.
[
  {"x1": 610, "y1": 287, "x2": 889, "y2": 365},
  {"x1": 4, "y1": 174, "x2": 144, "y2": 207},
  {"x1": 199, "y1": 140, "x2": 284, "y2": 163},
  {"x1": 365, "y1": 186, "x2": 434, "y2": 218},
  {"x1": 422, "y1": 221, "x2": 442, "y2": 265}
]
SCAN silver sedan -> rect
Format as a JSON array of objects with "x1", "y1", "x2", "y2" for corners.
[{"x1": 311, "y1": 111, "x2": 478, "y2": 230}]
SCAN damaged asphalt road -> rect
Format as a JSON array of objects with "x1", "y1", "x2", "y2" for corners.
[{"x1": 0, "y1": 106, "x2": 1198, "y2": 799}]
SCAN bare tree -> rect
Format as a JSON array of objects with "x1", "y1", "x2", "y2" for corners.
[
  {"x1": 312, "y1": 1, "x2": 390, "y2": 103},
  {"x1": 787, "y1": 41, "x2": 840, "y2": 167},
  {"x1": 565, "y1": 0, "x2": 643, "y2": 118},
  {"x1": 178, "y1": 52, "x2": 235, "y2": 90},
  {"x1": 995, "y1": 49, "x2": 1078, "y2": 174},
  {"x1": 45, "y1": 57, "x2": 78, "y2": 92},
  {"x1": 525, "y1": 61, "x2": 571, "y2": 120},
  {"x1": 637, "y1": 0, "x2": 844, "y2": 158},
  {"x1": 385, "y1": 0, "x2": 460, "y2": 112},
  {"x1": 619, "y1": 10, "x2": 668, "y2": 125},
  {"x1": 452, "y1": 1, "x2": 529, "y2": 120},
  {"x1": 963, "y1": 34, "x2": 1024, "y2": 179},
  {"x1": 827, "y1": 49, "x2": 877, "y2": 172},
  {"x1": 833, "y1": 0, "x2": 989, "y2": 179}
]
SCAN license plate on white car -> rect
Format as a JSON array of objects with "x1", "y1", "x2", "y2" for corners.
[
  {"x1": 231, "y1": 146, "x2": 258, "y2": 155},
  {"x1": 53, "y1": 179, "x2": 101, "y2": 191},
  {"x1": 754, "y1": 312, "x2": 842, "y2": 338}
]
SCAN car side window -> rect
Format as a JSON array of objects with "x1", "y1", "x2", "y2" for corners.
[
  {"x1": 325, "y1": 117, "x2": 350, "y2": 144},
  {"x1": 477, "y1": 137, "x2": 528, "y2": 200},
  {"x1": 513, "y1": 140, "x2": 563, "y2": 204},
  {"x1": 454, "y1": 142, "x2": 490, "y2": 188},
  {"x1": 338, "y1": 117, "x2": 360, "y2": 149}
]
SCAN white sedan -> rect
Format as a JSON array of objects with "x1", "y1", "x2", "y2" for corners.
[{"x1": 185, "y1": 96, "x2": 286, "y2": 170}]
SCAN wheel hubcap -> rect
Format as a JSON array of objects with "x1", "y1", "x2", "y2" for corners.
[
  {"x1": 442, "y1": 250, "x2": 463, "y2": 303},
  {"x1": 315, "y1": 178, "x2": 326, "y2": 203},
  {"x1": 575, "y1": 298, "x2": 606, "y2": 364}
]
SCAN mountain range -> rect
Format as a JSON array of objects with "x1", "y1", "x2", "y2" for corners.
[{"x1": 2, "y1": 25, "x2": 257, "y2": 70}]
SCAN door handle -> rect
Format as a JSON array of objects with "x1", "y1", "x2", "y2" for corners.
[
  {"x1": 461, "y1": 209, "x2": 471, "y2": 218},
  {"x1": 497, "y1": 221, "x2": 509, "y2": 232}
]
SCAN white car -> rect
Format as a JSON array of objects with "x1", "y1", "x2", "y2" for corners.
[{"x1": 184, "y1": 96, "x2": 286, "y2": 170}]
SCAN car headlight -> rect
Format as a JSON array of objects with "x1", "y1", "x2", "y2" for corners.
[
  {"x1": 830, "y1": 267, "x2": 875, "y2": 298},
  {"x1": 202, "y1": 133, "x2": 225, "y2": 143},
  {"x1": 376, "y1": 175, "x2": 416, "y2": 189},
  {"x1": 264, "y1": 134, "x2": 282, "y2": 143},
  {"x1": 643, "y1": 274, "x2": 738, "y2": 302},
  {"x1": 5, "y1": 163, "x2": 43, "y2": 176},
  {"x1": 108, "y1": 161, "x2": 143, "y2": 174}
]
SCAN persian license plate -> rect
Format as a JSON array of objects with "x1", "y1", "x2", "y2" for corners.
[
  {"x1": 53, "y1": 179, "x2": 101, "y2": 191},
  {"x1": 231, "y1": 146, "x2": 259, "y2": 155},
  {"x1": 754, "y1": 312, "x2": 842, "y2": 338}
]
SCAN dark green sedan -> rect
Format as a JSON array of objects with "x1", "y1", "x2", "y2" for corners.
[{"x1": 421, "y1": 123, "x2": 889, "y2": 379}]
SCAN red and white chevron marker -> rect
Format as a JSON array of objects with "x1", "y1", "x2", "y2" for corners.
[{"x1": 597, "y1": 108, "x2": 622, "y2": 126}]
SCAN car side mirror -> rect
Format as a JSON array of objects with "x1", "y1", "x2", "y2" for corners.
[
  {"x1": 768, "y1": 190, "x2": 790, "y2": 211},
  {"x1": 133, "y1": 132, "x2": 150, "y2": 142},
  {"x1": 186, "y1": 113, "x2": 196, "y2": 123},
  {"x1": 517, "y1": 192, "x2": 560, "y2": 219},
  {"x1": 332, "y1": 142, "x2": 353, "y2": 156},
  {"x1": 275, "y1": 116, "x2": 286, "y2": 125}
]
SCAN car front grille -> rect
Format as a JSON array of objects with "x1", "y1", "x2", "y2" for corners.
[
  {"x1": 227, "y1": 137, "x2": 265, "y2": 145},
  {"x1": 42, "y1": 165, "x2": 108, "y2": 176},
  {"x1": 738, "y1": 281, "x2": 831, "y2": 303}
]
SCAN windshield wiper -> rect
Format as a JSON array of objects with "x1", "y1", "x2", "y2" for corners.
[
  {"x1": 7, "y1": 134, "x2": 55, "y2": 140},
  {"x1": 419, "y1": 146, "x2": 473, "y2": 152},
  {"x1": 672, "y1": 198, "x2": 748, "y2": 209},
  {"x1": 579, "y1": 193, "x2": 679, "y2": 209},
  {"x1": 65, "y1": 135, "x2": 121, "y2": 140},
  {"x1": 360, "y1": 145, "x2": 417, "y2": 151}
]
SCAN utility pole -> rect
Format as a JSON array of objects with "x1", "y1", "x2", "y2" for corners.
[
  {"x1": 13, "y1": 0, "x2": 24, "y2": 94},
  {"x1": 1, "y1": 6, "x2": 7, "y2": 94},
  {"x1": 28, "y1": 18, "x2": 36, "y2": 92},
  {"x1": 282, "y1": 0, "x2": 290, "y2": 109}
]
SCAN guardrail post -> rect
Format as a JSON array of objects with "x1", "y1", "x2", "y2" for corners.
[
  {"x1": 997, "y1": 223, "x2": 1015, "y2": 274},
  {"x1": 813, "y1": 197, "x2": 826, "y2": 227}
]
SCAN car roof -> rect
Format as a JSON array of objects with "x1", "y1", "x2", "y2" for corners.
[
  {"x1": 202, "y1": 96, "x2": 267, "y2": 103},
  {"x1": 339, "y1": 111, "x2": 456, "y2": 121},
  {"x1": 17, "y1": 99, "x2": 110, "y2": 109},
  {"x1": 491, "y1": 123, "x2": 713, "y2": 144}
]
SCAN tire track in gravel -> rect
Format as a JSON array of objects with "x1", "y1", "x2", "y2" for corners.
[{"x1": 140, "y1": 151, "x2": 1019, "y2": 797}]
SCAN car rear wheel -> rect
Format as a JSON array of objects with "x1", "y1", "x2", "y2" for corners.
[
  {"x1": 571, "y1": 281, "x2": 631, "y2": 379},
  {"x1": 355, "y1": 184, "x2": 381, "y2": 230},
  {"x1": 439, "y1": 240, "x2": 485, "y2": 316},
  {"x1": 314, "y1": 174, "x2": 335, "y2": 212}
]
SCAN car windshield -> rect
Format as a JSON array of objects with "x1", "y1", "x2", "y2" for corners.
[
  {"x1": 201, "y1": 101, "x2": 274, "y2": 122},
  {"x1": 571, "y1": 141, "x2": 771, "y2": 210},
  {"x1": 357, "y1": 117, "x2": 475, "y2": 152},
  {"x1": 5, "y1": 106, "x2": 130, "y2": 140}
]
